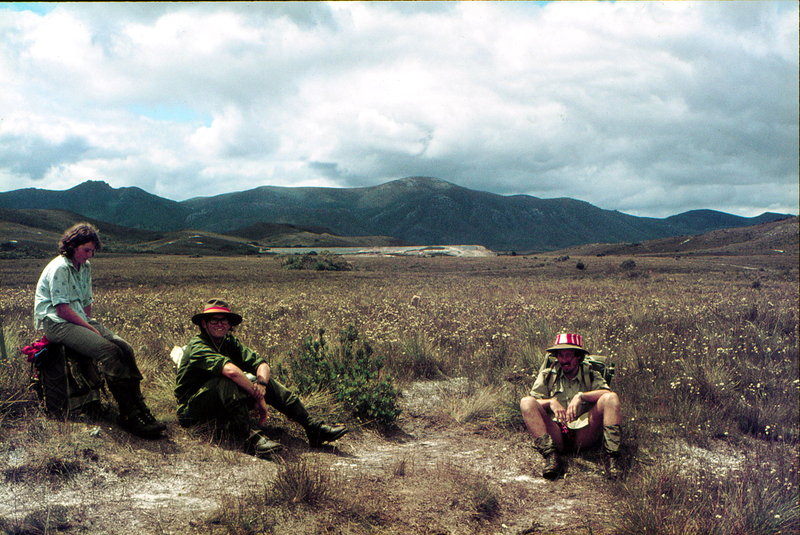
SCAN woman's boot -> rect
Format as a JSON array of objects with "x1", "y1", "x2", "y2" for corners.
[{"x1": 107, "y1": 379, "x2": 165, "y2": 438}]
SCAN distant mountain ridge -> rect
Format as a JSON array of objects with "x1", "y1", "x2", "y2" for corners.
[{"x1": 0, "y1": 177, "x2": 790, "y2": 252}]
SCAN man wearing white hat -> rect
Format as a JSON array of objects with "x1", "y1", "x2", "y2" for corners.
[{"x1": 520, "y1": 333, "x2": 622, "y2": 480}]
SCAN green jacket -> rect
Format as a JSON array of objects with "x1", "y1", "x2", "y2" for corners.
[{"x1": 174, "y1": 332, "x2": 267, "y2": 417}]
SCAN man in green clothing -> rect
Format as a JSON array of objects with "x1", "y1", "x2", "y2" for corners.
[
  {"x1": 175, "y1": 298, "x2": 347, "y2": 456},
  {"x1": 519, "y1": 333, "x2": 623, "y2": 480}
]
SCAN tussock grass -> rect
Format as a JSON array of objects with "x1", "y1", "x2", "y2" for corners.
[
  {"x1": 0, "y1": 504, "x2": 73, "y2": 534},
  {"x1": 440, "y1": 384, "x2": 505, "y2": 424},
  {"x1": 272, "y1": 457, "x2": 337, "y2": 505},
  {"x1": 435, "y1": 462, "x2": 502, "y2": 522},
  {"x1": 297, "y1": 388, "x2": 348, "y2": 425},
  {"x1": 207, "y1": 490, "x2": 278, "y2": 535},
  {"x1": 388, "y1": 332, "x2": 446, "y2": 381},
  {"x1": 0, "y1": 326, "x2": 35, "y2": 427}
]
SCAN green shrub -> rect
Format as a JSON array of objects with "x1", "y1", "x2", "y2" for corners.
[
  {"x1": 281, "y1": 252, "x2": 352, "y2": 271},
  {"x1": 285, "y1": 326, "x2": 400, "y2": 426}
]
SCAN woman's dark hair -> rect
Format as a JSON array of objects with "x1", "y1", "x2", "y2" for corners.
[{"x1": 59, "y1": 223, "x2": 102, "y2": 257}]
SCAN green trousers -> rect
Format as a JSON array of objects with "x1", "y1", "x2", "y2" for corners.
[
  {"x1": 43, "y1": 317, "x2": 142, "y2": 381},
  {"x1": 177, "y1": 376, "x2": 310, "y2": 434}
]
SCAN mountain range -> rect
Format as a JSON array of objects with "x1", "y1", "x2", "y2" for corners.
[{"x1": 0, "y1": 177, "x2": 791, "y2": 252}]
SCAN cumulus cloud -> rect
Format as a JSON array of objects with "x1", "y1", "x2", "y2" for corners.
[{"x1": 0, "y1": 1, "x2": 796, "y2": 217}]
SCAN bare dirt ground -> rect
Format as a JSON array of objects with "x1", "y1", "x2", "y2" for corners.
[{"x1": 0, "y1": 377, "x2": 636, "y2": 535}]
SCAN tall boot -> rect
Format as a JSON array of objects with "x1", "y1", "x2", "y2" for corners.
[
  {"x1": 305, "y1": 420, "x2": 348, "y2": 447},
  {"x1": 534, "y1": 434, "x2": 561, "y2": 480},
  {"x1": 128, "y1": 381, "x2": 167, "y2": 434},
  {"x1": 602, "y1": 424, "x2": 623, "y2": 480},
  {"x1": 107, "y1": 379, "x2": 165, "y2": 439},
  {"x1": 225, "y1": 397, "x2": 282, "y2": 457},
  {"x1": 269, "y1": 384, "x2": 347, "y2": 447}
]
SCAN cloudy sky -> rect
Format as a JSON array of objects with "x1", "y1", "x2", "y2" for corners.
[{"x1": 0, "y1": 1, "x2": 797, "y2": 218}]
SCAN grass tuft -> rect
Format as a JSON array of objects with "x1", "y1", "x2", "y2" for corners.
[
  {"x1": 272, "y1": 458, "x2": 337, "y2": 506},
  {"x1": 440, "y1": 384, "x2": 503, "y2": 424}
]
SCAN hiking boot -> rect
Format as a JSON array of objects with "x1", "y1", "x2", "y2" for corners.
[
  {"x1": 604, "y1": 452, "x2": 623, "y2": 480},
  {"x1": 542, "y1": 451, "x2": 561, "y2": 480},
  {"x1": 119, "y1": 409, "x2": 166, "y2": 439},
  {"x1": 306, "y1": 423, "x2": 348, "y2": 447},
  {"x1": 246, "y1": 430, "x2": 283, "y2": 457},
  {"x1": 139, "y1": 407, "x2": 167, "y2": 434},
  {"x1": 108, "y1": 379, "x2": 166, "y2": 438},
  {"x1": 534, "y1": 434, "x2": 561, "y2": 480},
  {"x1": 602, "y1": 424, "x2": 623, "y2": 480}
]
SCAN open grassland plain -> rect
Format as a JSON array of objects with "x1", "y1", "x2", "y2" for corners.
[{"x1": 1, "y1": 252, "x2": 798, "y2": 535}]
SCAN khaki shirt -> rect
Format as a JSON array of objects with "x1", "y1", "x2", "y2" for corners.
[{"x1": 530, "y1": 361, "x2": 609, "y2": 420}]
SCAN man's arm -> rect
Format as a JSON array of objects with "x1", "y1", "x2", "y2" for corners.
[
  {"x1": 535, "y1": 397, "x2": 567, "y2": 424},
  {"x1": 254, "y1": 362, "x2": 271, "y2": 386},
  {"x1": 565, "y1": 389, "x2": 611, "y2": 422},
  {"x1": 222, "y1": 362, "x2": 262, "y2": 398},
  {"x1": 222, "y1": 361, "x2": 270, "y2": 426},
  {"x1": 251, "y1": 362, "x2": 271, "y2": 400}
]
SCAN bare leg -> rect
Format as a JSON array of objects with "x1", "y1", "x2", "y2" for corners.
[
  {"x1": 520, "y1": 396, "x2": 564, "y2": 450},
  {"x1": 574, "y1": 391, "x2": 621, "y2": 451}
]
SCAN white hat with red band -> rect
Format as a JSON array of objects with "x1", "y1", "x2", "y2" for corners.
[{"x1": 545, "y1": 333, "x2": 589, "y2": 354}]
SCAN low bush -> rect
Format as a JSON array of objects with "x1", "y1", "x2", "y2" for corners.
[
  {"x1": 282, "y1": 326, "x2": 400, "y2": 426},
  {"x1": 281, "y1": 252, "x2": 352, "y2": 271}
]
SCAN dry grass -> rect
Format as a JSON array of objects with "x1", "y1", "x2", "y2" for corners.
[
  {"x1": 439, "y1": 384, "x2": 505, "y2": 424},
  {"x1": 0, "y1": 252, "x2": 797, "y2": 534}
]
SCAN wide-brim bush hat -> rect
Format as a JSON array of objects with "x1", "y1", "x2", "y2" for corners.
[
  {"x1": 546, "y1": 333, "x2": 589, "y2": 354},
  {"x1": 191, "y1": 298, "x2": 242, "y2": 326}
]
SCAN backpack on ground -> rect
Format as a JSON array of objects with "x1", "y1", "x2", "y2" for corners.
[{"x1": 24, "y1": 341, "x2": 104, "y2": 418}]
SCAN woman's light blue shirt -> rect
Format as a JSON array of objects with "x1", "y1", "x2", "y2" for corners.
[{"x1": 33, "y1": 255, "x2": 93, "y2": 329}]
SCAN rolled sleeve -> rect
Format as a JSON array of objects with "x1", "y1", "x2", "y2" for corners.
[
  {"x1": 529, "y1": 370, "x2": 552, "y2": 398},
  {"x1": 589, "y1": 370, "x2": 610, "y2": 392}
]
